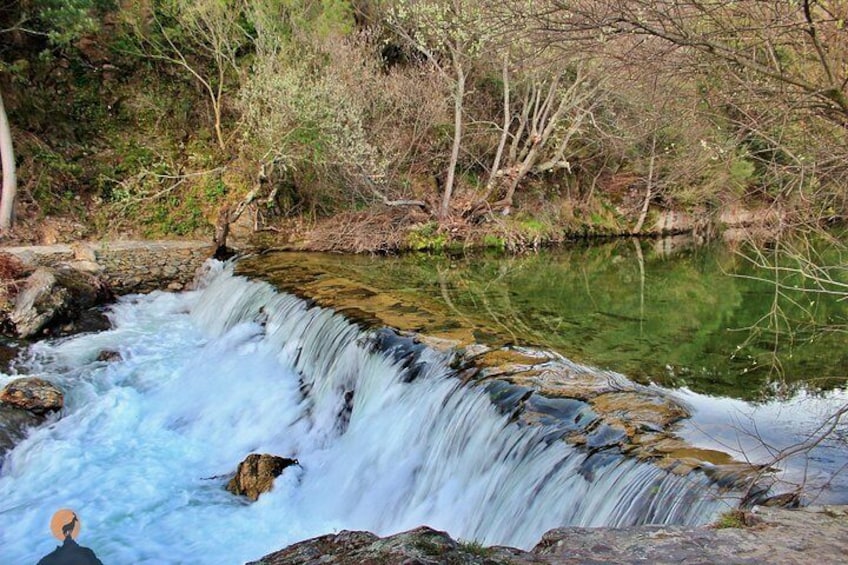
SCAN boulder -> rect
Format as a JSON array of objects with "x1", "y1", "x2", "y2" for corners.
[
  {"x1": 96, "y1": 350, "x2": 122, "y2": 362},
  {"x1": 9, "y1": 267, "x2": 112, "y2": 338},
  {"x1": 226, "y1": 453, "x2": 298, "y2": 501},
  {"x1": 0, "y1": 377, "x2": 64, "y2": 414},
  {"x1": 0, "y1": 403, "x2": 45, "y2": 463}
]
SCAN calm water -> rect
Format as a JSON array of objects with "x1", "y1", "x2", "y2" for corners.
[{"x1": 248, "y1": 237, "x2": 847, "y2": 401}]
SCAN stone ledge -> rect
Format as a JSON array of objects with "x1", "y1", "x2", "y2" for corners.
[
  {"x1": 1, "y1": 240, "x2": 215, "y2": 294},
  {"x1": 247, "y1": 506, "x2": 848, "y2": 565}
]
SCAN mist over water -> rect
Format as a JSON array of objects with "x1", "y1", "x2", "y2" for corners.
[{"x1": 0, "y1": 264, "x2": 727, "y2": 563}]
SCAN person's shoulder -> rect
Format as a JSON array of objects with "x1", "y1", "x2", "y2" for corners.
[
  {"x1": 36, "y1": 546, "x2": 61, "y2": 565},
  {"x1": 80, "y1": 545, "x2": 105, "y2": 565}
]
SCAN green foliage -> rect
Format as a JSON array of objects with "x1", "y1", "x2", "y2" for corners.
[
  {"x1": 406, "y1": 222, "x2": 448, "y2": 251},
  {"x1": 32, "y1": 0, "x2": 101, "y2": 46},
  {"x1": 729, "y1": 154, "x2": 757, "y2": 191},
  {"x1": 482, "y1": 234, "x2": 505, "y2": 250},
  {"x1": 458, "y1": 539, "x2": 493, "y2": 557},
  {"x1": 713, "y1": 509, "x2": 749, "y2": 529},
  {"x1": 28, "y1": 146, "x2": 84, "y2": 214}
]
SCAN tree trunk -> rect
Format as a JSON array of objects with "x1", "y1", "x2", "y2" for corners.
[
  {"x1": 440, "y1": 53, "x2": 465, "y2": 221},
  {"x1": 633, "y1": 134, "x2": 657, "y2": 234},
  {"x1": 0, "y1": 87, "x2": 16, "y2": 231}
]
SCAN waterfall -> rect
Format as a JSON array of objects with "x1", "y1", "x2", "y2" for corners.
[{"x1": 0, "y1": 262, "x2": 729, "y2": 564}]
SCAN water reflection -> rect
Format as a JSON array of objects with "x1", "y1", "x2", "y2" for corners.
[{"x1": 242, "y1": 237, "x2": 848, "y2": 400}]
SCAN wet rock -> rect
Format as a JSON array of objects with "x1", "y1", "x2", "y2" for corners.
[
  {"x1": 0, "y1": 377, "x2": 64, "y2": 414},
  {"x1": 96, "y1": 349, "x2": 122, "y2": 362},
  {"x1": 760, "y1": 491, "x2": 801, "y2": 508},
  {"x1": 9, "y1": 267, "x2": 112, "y2": 338},
  {"x1": 503, "y1": 362, "x2": 628, "y2": 401},
  {"x1": 0, "y1": 403, "x2": 45, "y2": 461},
  {"x1": 590, "y1": 391, "x2": 689, "y2": 435},
  {"x1": 226, "y1": 453, "x2": 298, "y2": 501},
  {"x1": 246, "y1": 526, "x2": 541, "y2": 565},
  {"x1": 532, "y1": 505, "x2": 848, "y2": 564},
  {"x1": 8, "y1": 269, "x2": 65, "y2": 338},
  {"x1": 483, "y1": 380, "x2": 534, "y2": 417},
  {"x1": 0, "y1": 340, "x2": 20, "y2": 372}
]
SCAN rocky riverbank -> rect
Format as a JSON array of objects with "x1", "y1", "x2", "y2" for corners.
[
  {"x1": 0, "y1": 239, "x2": 212, "y2": 459},
  {"x1": 249, "y1": 505, "x2": 848, "y2": 565}
]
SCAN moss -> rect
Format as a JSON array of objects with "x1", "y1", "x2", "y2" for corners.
[
  {"x1": 406, "y1": 222, "x2": 449, "y2": 251},
  {"x1": 713, "y1": 509, "x2": 752, "y2": 529},
  {"x1": 458, "y1": 539, "x2": 494, "y2": 558},
  {"x1": 483, "y1": 234, "x2": 506, "y2": 250}
]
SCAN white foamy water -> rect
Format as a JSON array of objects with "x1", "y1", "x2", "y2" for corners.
[{"x1": 0, "y1": 263, "x2": 727, "y2": 563}]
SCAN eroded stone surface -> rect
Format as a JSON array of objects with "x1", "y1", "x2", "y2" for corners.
[
  {"x1": 0, "y1": 377, "x2": 64, "y2": 414},
  {"x1": 247, "y1": 506, "x2": 848, "y2": 565},
  {"x1": 8, "y1": 267, "x2": 111, "y2": 338},
  {"x1": 0, "y1": 403, "x2": 45, "y2": 461},
  {"x1": 247, "y1": 526, "x2": 545, "y2": 565}
]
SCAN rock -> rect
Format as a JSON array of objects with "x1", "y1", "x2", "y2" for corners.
[
  {"x1": 532, "y1": 505, "x2": 848, "y2": 564},
  {"x1": 65, "y1": 260, "x2": 103, "y2": 274},
  {"x1": 246, "y1": 526, "x2": 540, "y2": 565},
  {"x1": 0, "y1": 403, "x2": 45, "y2": 462},
  {"x1": 96, "y1": 349, "x2": 122, "y2": 362},
  {"x1": 8, "y1": 269, "x2": 63, "y2": 338},
  {"x1": 9, "y1": 267, "x2": 112, "y2": 338},
  {"x1": 71, "y1": 242, "x2": 97, "y2": 262},
  {"x1": 0, "y1": 377, "x2": 64, "y2": 414},
  {"x1": 226, "y1": 453, "x2": 298, "y2": 501},
  {"x1": 248, "y1": 506, "x2": 848, "y2": 565}
]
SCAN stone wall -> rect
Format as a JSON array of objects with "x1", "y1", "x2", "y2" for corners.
[{"x1": 1, "y1": 240, "x2": 215, "y2": 294}]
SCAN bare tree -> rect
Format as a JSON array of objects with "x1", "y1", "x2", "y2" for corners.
[
  {"x1": 388, "y1": 0, "x2": 505, "y2": 220},
  {"x1": 539, "y1": 1, "x2": 848, "y2": 127}
]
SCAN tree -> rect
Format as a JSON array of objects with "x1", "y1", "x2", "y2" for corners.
[
  {"x1": 387, "y1": 0, "x2": 503, "y2": 220},
  {"x1": 0, "y1": 86, "x2": 15, "y2": 230},
  {"x1": 539, "y1": 1, "x2": 848, "y2": 126},
  {"x1": 122, "y1": 0, "x2": 249, "y2": 151},
  {"x1": 0, "y1": 0, "x2": 102, "y2": 231}
]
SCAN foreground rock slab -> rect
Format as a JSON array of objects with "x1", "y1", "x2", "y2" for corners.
[
  {"x1": 247, "y1": 506, "x2": 848, "y2": 565},
  {"x1": 247, "y1": 526, "x2": 542, "y2": 565}
]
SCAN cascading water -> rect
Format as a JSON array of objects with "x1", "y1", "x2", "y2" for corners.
[{"x1": 0, "y1": 262, "x2": 730, "y2": 563}]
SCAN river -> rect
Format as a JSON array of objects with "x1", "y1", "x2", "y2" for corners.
[{"x1": 0, "y1": 239, "x2": 845, "y2": 563}]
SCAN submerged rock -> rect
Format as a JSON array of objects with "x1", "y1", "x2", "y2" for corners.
[
  {"x1": 226, "y1": 453, "x2": 298, "y2": 501},
  {"x1": 96, "y1": 349, "x2": 122, "y2": 362},
  {"x1": 0, "y1": 377, "x2": 64, "y2": 414}
]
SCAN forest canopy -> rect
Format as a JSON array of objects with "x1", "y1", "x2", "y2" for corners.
[{"x1": 0, "y1": 0, "x2": 846, "y2": 247}]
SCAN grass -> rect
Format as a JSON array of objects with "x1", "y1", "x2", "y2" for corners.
[
  {"x1": 712, "y1": 509, "x2": 755, "y2": 529},
  {"x1": 459, "y1": 539, "x2": 494, "y2": 558}
]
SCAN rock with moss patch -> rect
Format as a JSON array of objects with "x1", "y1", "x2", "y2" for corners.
[{"x1": 246, "y1": 526, "x2": 536, "y2": 565}]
